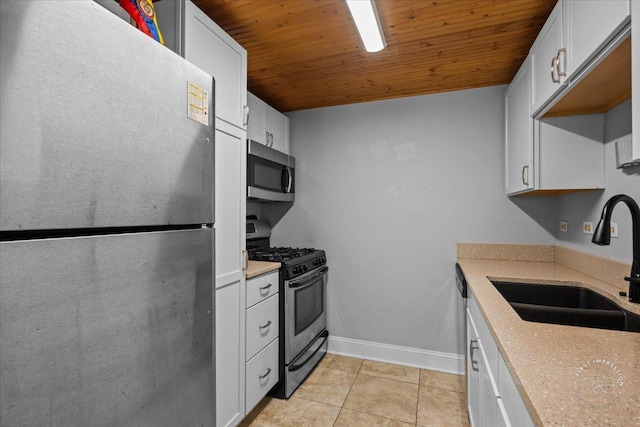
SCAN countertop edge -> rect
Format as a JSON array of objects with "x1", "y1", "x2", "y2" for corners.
[{"x1": 457, "y1": 258, "x2": 640, "y2": 427}]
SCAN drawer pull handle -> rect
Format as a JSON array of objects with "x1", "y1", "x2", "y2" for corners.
[
  {"x1": 259, "y1": 284, "x2": 272, "y2": 291},
  {"x1": 470, "y1": 339, "x2": 480, "y2": 372},
  {"x1": 259, "y1": 320, "x2": 272, "y2": 330},
  {"x1": 259, "y1": 368, "x2": 272, "y2": 379}
]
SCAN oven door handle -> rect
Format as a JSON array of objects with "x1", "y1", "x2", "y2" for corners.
[
  {"x1": 289, "y1": 330, "x2": 329, "y2": 372},
  {"x1": 288, "y1": 266, "x2": 329, "y2": 289}
]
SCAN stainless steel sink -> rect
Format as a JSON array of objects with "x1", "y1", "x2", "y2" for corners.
[{"x1": 490, "y1": 281, "x2": 640, "y2": 332}]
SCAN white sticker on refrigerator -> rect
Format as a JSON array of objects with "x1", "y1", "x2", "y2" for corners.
[{"x1": 187, "y1": 82, "x2": 209, "y2": 126}]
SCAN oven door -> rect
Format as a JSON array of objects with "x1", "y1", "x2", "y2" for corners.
[{"x1": 284, "y1": 266, "x2": 328, "y2": 362}]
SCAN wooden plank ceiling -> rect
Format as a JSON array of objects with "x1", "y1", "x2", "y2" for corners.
[{"x1": 193, "y1": 0, "x2": 556, "y2": 112}]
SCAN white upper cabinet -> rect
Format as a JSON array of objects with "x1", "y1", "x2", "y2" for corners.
[
  {"x1": 530, "y1": 0, "x2": 631, "y2": 117},
  {"x1": 530, "y1": 1, "x2": 564, "y2": 115},
  {"x1": 155, "y1": 0, "x2": 248, "y2": 130},
  {"x1": 505, "y1": 57, "x2": 533, "y2": 195},
  {"x1": 562, "y1": 0, "x2": 630, "y2": 80},
  {"x1": 247, "y1": 92, "x2": 290, "y2": 155}
]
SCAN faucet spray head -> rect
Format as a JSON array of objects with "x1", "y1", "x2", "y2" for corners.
[{"x1": 592, "y1": 218, "x2": 611, "y2": 246}]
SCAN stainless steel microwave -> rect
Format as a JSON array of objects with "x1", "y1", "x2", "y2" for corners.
[{"x1": 247, "y1": 140, "x2": 295, "y2": 202}]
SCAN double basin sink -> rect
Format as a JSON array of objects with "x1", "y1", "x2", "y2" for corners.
[{"x1": 490, "y1": 281, "x2": 640, "y2": 333}]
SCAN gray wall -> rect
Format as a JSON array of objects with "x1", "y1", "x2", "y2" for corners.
[
  {"x1": 271, "y1": 86, "x2": 556, "y2": 355},
  {"x1": 556, "y1": 99, "x2": 640, "y2": 262}
]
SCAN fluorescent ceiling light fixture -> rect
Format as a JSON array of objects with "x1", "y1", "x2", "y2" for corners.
[{"x1": 346, "y1": 0, "x2": 386, "y2": 52}]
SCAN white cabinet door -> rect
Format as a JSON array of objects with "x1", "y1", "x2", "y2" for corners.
[
  {"x1": 214, "y1": 119, "x2": 247, "y2": 427},
  {"x1": 505, "y1": 56, "x2": 534, "y2": 195},
  {"x1": 215, "y1": 281, "x2": 244, "y2": 427},
  {"x1": 247, "y1": 93, "x2": 269, "y2": 145},
  {"x1": 498, "y1": 354, "x2": 535, "y2": 427},
  {"x1": 183, "y1": 0, "x2": 247, "y2": 130},
  {"x1": 530, "y1": 1, "x2": 564, "y2": 115},
  {"x1": 466, "y1": 308, "x2": 481, "y2": 427},
  {"x1": 268, "y1": 109, "x2": 290, "y2": 155},
  {"x1": 214, "y1": 123, "x2": 246, "y2": 284},
  {"x1": 246, "y1": 270, "x2": 279, "y2": 308},
  {"x1": 245, "y1": 294, "x2": 279, "y2": 361},
  {"x1": 479, "y1": 340, "x2": 500, "y2": 427},
  {"x1": 245, "y1": 338, "x2": 279, "y2": 413},
  {"x1": 563, "y1": 0, "x2": 630, "y2": 80},
  {"x1": 247, "y1": 92, "x2": 290, "y2": 155}
]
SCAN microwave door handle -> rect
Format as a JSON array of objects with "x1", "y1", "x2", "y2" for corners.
[
  {"x1": 281, "y1": 167, "x2": 288, "y2": 192},
  {"x1": 288, "y1": 266, "x2": 329, "y2": 288},
  {"x1": 285, "y1": 167, "x2": 292, "y2": 193}
]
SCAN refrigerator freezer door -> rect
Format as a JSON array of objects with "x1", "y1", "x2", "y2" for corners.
[
  {"x1": 0, "y1": 229, "x2": 214, "y2": 426},
  {"x1": 0, "y1": 1, "x2": 214, "y2": 231}
]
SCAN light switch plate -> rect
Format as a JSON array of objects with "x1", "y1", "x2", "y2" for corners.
[
  {"x1": 583, "y1": 222, "x2": 594, "y2": 234},
  {"x1": 560, "y1": 221, "x2": 568, "y2": 232}
]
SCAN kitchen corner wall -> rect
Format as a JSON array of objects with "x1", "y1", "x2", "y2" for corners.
[
  {"x1": 556, "y1": 99, "x2": 640, "y2": 263},
  {"x1": 272, "y1": 86, "x2": 556, "y2": 358}
]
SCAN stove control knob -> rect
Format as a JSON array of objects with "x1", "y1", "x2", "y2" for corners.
[
  {"x1": 302, "y1": 265, "x2": 308, "y2": 273},
  {"x1": 293, "y1": 266, "x2": 301, "y2": 274}
]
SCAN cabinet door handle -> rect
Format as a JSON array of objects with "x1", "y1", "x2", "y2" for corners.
[
  {"x1": 269, "y1": 133, "x2": 274, "y2": 147},
  {"x1": 550, "y1": 56, "x2": 560, "y2": 83},
  {"x1": 259, "y1": 320, "x2": 272, "y2": 330},
  {"x1": 242, "y1": 250, "x2": 249, "y2": 271},
  {"x1": 521, "y1": 165, "x2": 529, "y2": 186},
  {"x1": 557, "y1": 48, "x2": 566, "y2": 77},
  {"x1": 470, "y1": 339, "x2": 480, "y2": 372},
  {"x1": 244, "y1": 105, "x2": 250, "y2": 127},
  {"x1": 265, "y1": 131, "x2": 270, "y2": 145},
  {"x1": 259, "y1": 368, "x2": 272, "y2": 379}
]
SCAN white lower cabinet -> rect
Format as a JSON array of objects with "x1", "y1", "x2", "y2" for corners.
[
  {"x1": 245, "y1": 271, "x2": 280, "y2": 416},
  {"x1": 246, "y1": 294, "x2": 279, "y2": 361},
  {"x1": 216, "y1": 281, "x2": 244, "y2": 427},
  {"x1": 466, "y1": 293, "x2": 534, "y2": 427},
  {"x1": 245, "y1": 338, "x2": 279, "y2": 412}
]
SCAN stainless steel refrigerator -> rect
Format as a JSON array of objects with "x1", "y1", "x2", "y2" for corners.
[{"x1": 0, "y1": 1, "x2": 215, "y2": 426}]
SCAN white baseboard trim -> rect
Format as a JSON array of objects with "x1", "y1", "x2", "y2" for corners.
[{"x1": 328, "y1": 335, "x2": 464, "y2": 375}]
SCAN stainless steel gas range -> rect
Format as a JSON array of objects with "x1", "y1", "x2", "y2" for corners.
[{"x1": 247, "y1": 219, "x2": 328, "y2": 399}]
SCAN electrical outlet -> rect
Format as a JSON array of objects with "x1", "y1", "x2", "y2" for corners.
[
  {"x1": 583, "y1": 222, "x2": 594, "y2": 234},
  {"x1": 559, "y1": 221, "x2": 568, "y2": 232},
  {"x1": 611, "y1": 222, "x2": 619, "y2": 238}
]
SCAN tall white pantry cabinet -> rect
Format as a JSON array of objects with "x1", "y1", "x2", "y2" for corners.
[{"x1": 155, "y1": 1, "x2": 248, "y2": 426}]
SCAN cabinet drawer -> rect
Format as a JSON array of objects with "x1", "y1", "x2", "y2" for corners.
[
  {"x1": 246, "y1": 270, "x2": 279, "y2": 308},
  {"x1": 246, "y1": 337, "x2": 279, "y2": 413},
  {"x1": 246, "y1": 294, "x2": 279, "y2": 360}
]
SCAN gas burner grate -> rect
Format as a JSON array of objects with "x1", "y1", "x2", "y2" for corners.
[{"x1": 248, "y1": 247, "x2": 317, "y2": 262}]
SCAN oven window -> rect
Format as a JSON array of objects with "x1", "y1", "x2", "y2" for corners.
[{"x1": 294, "y1": 278, "x2": 324, "y2": 335}]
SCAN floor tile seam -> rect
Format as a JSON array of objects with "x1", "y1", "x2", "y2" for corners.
[
  {"x1": 341, "y1": 358, "x2": 364, "y2": 403},
  {"x1": 418, "y1": 383, "x2": 465, "y2": 394},
  {"x1": 291, "y1": 394, "x2": 345, "y2": 410},
  {"x1": 356, "y1": 371, "x2": 422, "y2": 387},
  {"x1": 334, "y1": 406, "x2": 419, "y2": 426}
]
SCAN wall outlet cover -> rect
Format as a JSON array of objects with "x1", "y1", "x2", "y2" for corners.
[
  {"x1": 611, "y1": 222, "x2": 619, "y2": 238},
  {"x1": 583, "y1": 222, "x2": 594, "y2": 234},
  {"x1": 560, "y1": 221, "x2": 568, "y2": 232}
]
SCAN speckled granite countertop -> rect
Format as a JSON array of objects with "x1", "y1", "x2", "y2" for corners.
[
  {"x1": 457, "y1": 244, "x2": 640, "y2": 426},
  {"x1": 246, "y1": 260, "x2": 280, "y2": 279}
]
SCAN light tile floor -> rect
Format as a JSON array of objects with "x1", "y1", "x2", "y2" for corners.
[{"x1": 239, "y1": 354, "x2": 470, "y2": 427}]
